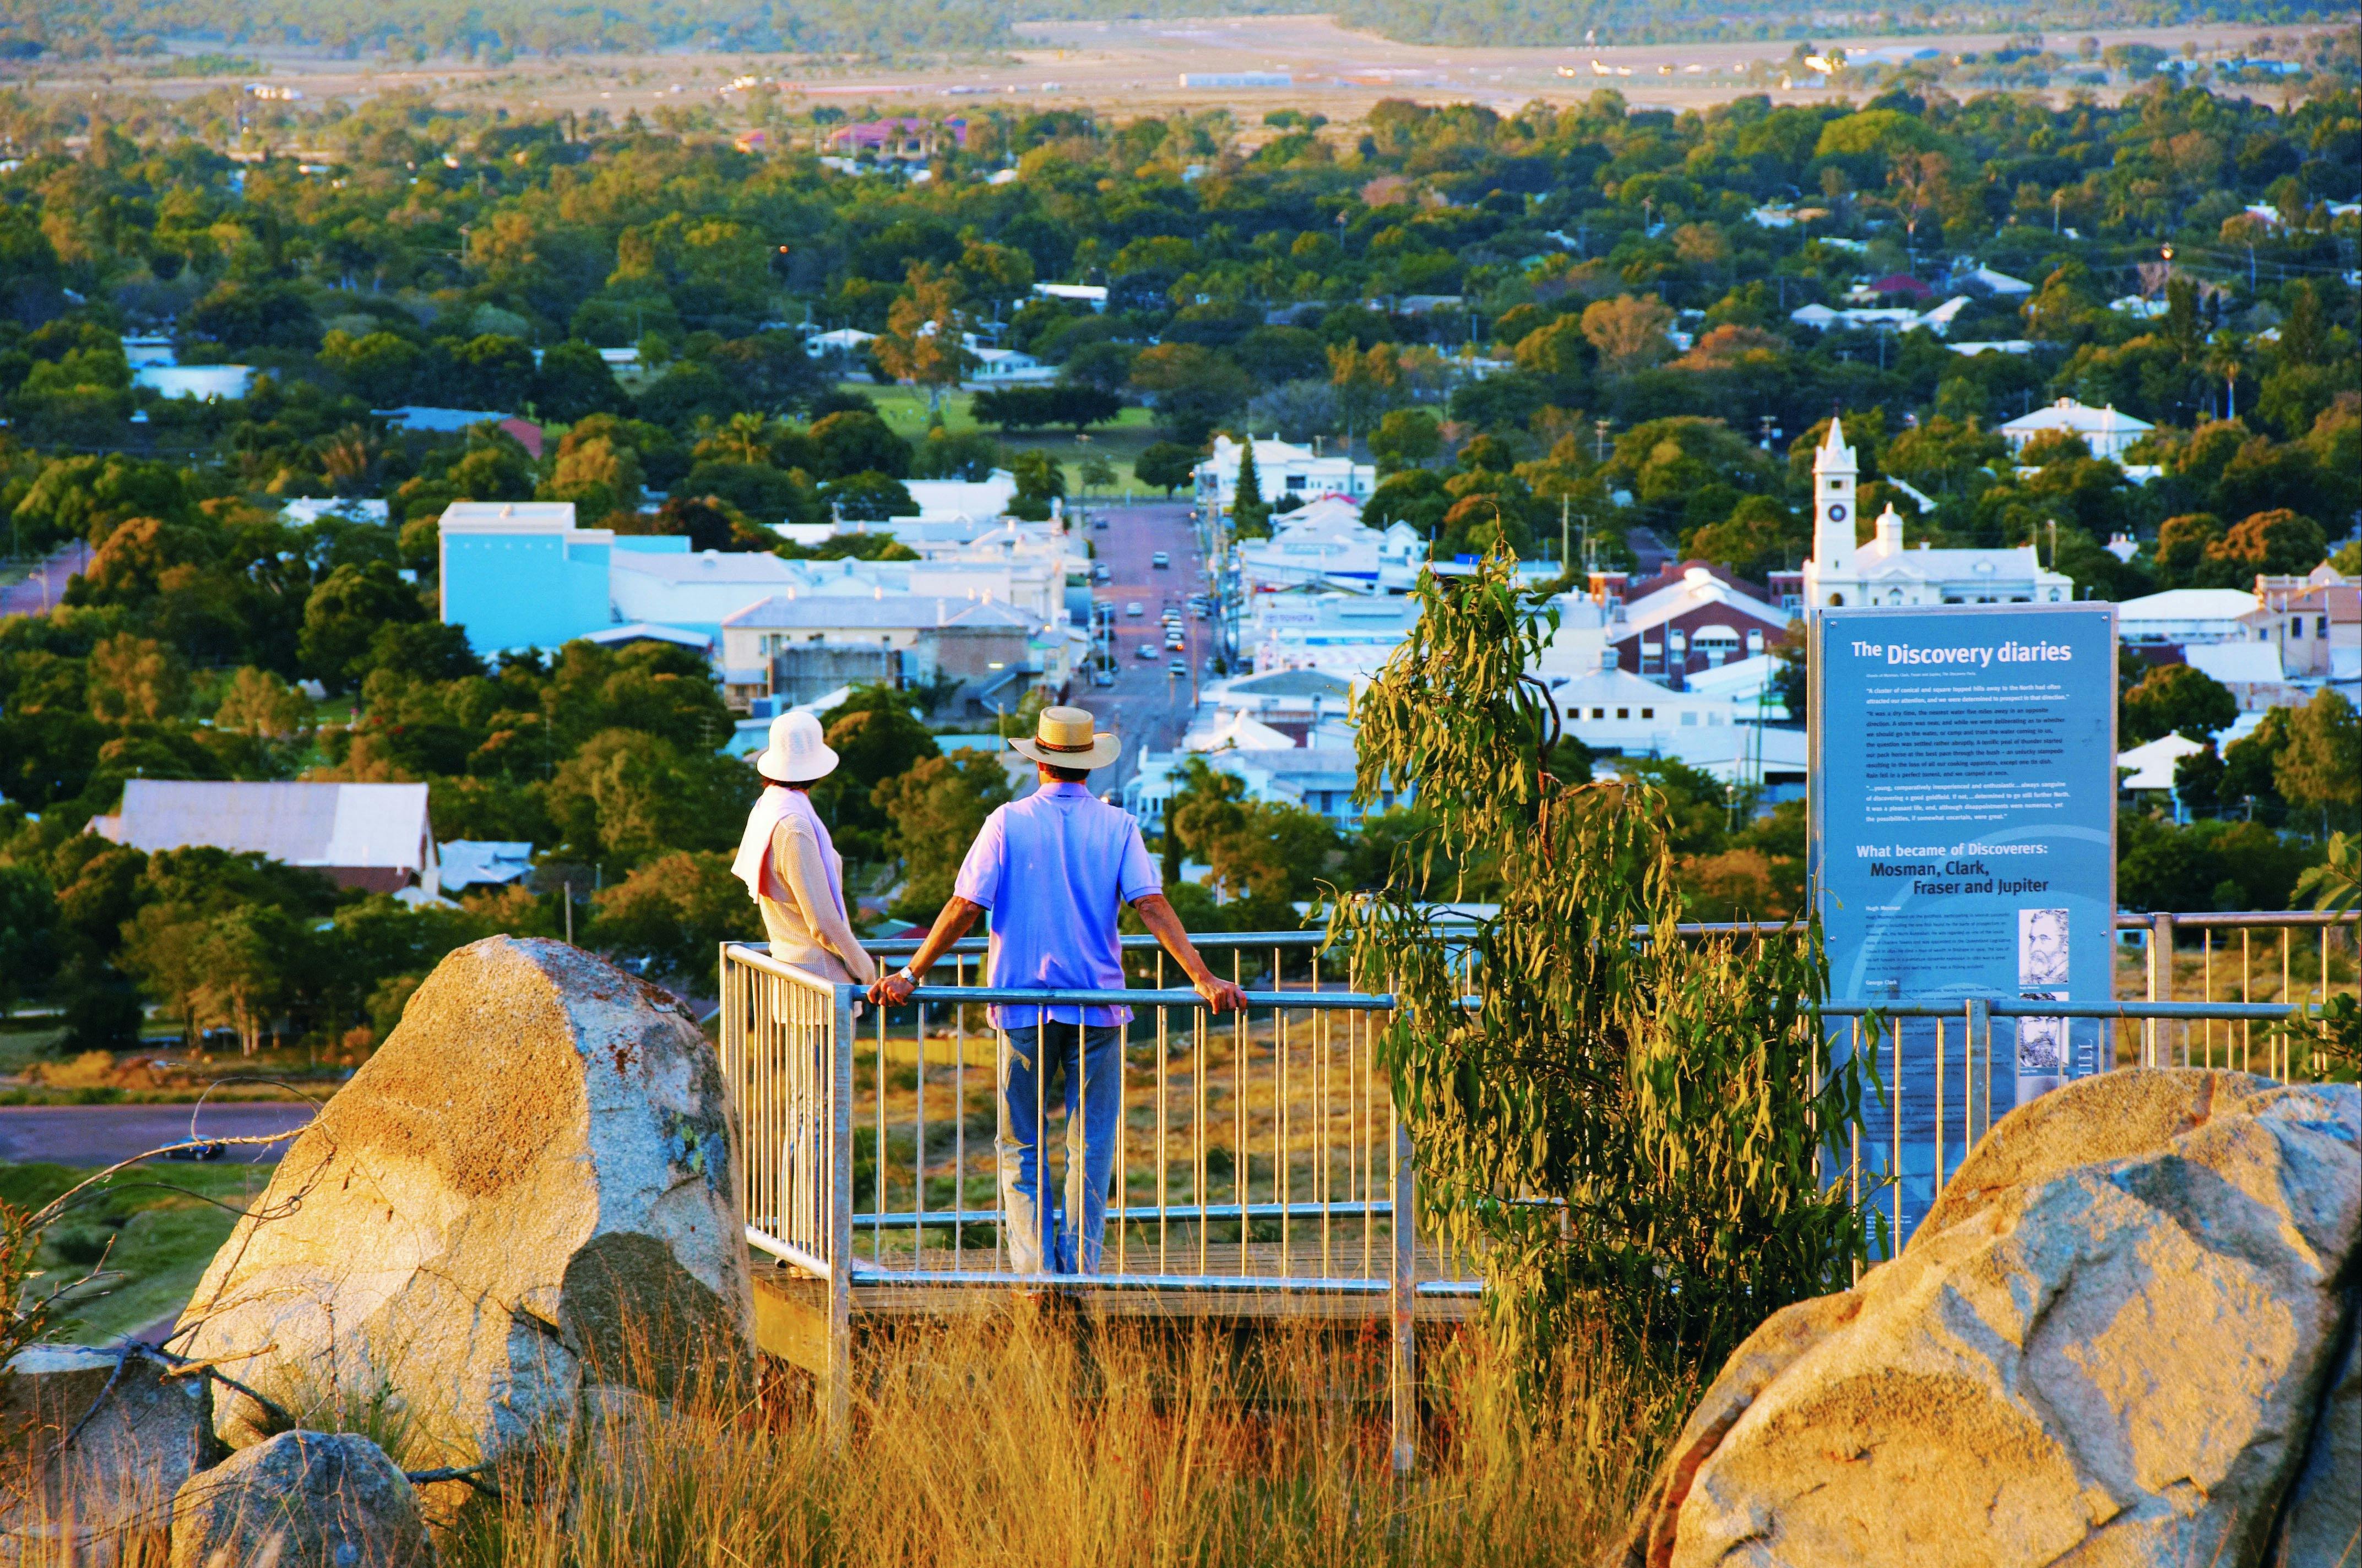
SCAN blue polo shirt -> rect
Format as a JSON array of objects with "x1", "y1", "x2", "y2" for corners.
[{"x1": 952, "y1": 782, "x2": 1160, "y2": 1026}]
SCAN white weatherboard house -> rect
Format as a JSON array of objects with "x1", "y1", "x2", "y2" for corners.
[
  {"x1": 89, "y1": 780, "x2": 438, "y2": 896},
  {"x1": 1235, "y1": 498, "x2": 1425, "y2": 595},
  {"x1": 135, "y1": 365, "x2": 255, "y2": 400},
  {"x1": 1196, "y1": 435, "x2": 1375, "y2": 514},
  {"x1": 1800, "y1": 419, "x2": 2072, "y2": 616},
  {"x1": 2116, "y1": 588, "x2": 2265, "y2": 646},
  {"x1": 1999, "y1": 398, "x2": 2154, "y2": 462}
]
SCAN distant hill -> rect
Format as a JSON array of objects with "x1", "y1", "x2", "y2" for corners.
[{"x1": 0, "y1": 0, "x2": 2345, "y2": 62}]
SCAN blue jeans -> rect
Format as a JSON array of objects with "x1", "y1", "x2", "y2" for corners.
[{"x1": 997, "y1": 1021, "x2": 1122, "y2": 1275}]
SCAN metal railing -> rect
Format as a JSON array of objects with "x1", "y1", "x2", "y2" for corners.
[
  {"x1": 717, "y1": 913, "x2": 2354, "y2": 1456},
  {"x1": 716, "y1": 932, "x2": 1453, "y2": 1466},
  {"x1": 715, "y1": 944, "x2": 855, "y2": 1432},
  {"x1": 1819, "y1": 989, "x2": 2345, "y2": 1272}
]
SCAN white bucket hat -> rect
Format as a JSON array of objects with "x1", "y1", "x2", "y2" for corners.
[
  {"x1": 1008, "y1": 705, "x2": 1121, "y2": 771},
  {"x1": 755, "y1": 710, "x2": 839, "y2": 784}
]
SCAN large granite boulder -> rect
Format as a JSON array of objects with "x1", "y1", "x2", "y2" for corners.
[
  {"x1": 168, "y1": 1430, "x2": 432, "y2": 1568},
  {"x1": 1608, "y1": 1069, "x2": 2360, "y2": 1568},
  {"x1": 175, "y1": 937, "x2": 754, "y2": 1471},
  {"x1": 1, "y1": 1344, "x2": 214, "y2": 1565}
]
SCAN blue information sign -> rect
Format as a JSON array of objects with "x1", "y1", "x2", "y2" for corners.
[{"x1": 1810, "y1": 604, "x2": 2117, "y2": 1235}]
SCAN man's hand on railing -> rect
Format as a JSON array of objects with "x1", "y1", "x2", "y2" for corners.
[
  {"x1": 869, "y1": 970, "x2": 917, "y2": 1008},
  {"x1": 1130, "y1": 891, "x2": 1251, "y2": 1014},
  {"x1": 1193, "y1": 973, "x2": 1251, "y2": 1015}
]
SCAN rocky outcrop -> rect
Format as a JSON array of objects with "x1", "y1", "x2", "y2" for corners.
[
  {"x1": 1607, "y1": 1069, "x2": 2361, "y2": 1568},
  {"x1": 168, "y1": 1430, "x2": 432, "y2": 1568},
  {"x1": 175, "y1": 936, "x2": 755, "y2": 1472},
  {"x1": 2271, "y1": 1315, "x2": 2360, "y2": 1567},
  {"x1": 1, "y1": 1344, "x2": 214, "y2": 1565}
]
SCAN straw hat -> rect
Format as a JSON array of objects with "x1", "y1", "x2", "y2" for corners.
[
  {"x1": 1008, "y1": 705, "x2": 1121, "y2": 771},
  {"x1": 755, "y1": 710, "x2": 839, "y2": 784}
]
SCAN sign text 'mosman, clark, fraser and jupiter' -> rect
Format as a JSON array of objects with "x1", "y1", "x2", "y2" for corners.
[
  {"x1": 1847, "y1": 639, "x2": 2076, "y2": 668},
  {"x1": 1854, "y1": 840, "x2": 2055, "y2": 897}
]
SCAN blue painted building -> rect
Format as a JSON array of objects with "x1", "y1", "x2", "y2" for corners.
[{"x1": 437, "y1": 502, "x2": 692, "y2": 656}]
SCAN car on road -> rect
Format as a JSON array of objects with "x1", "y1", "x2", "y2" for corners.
[
  {"x1": 1126, "y1": 601, "x2": 1144, "y2": 617},
  {"x1": 1137, "y1": 643, "x2": 1158, "y2": 660},
  {"x1": 1152, "y1": 551, "x2": 1170, "y2": 569},
  {"x1": 1164, "y1": 631, "x2": 1186, "y2": 650},
  {"x1": 1093, "y1": 564, "x2": 1111, "y2": 583},
  {"x1": 1093, "y1": 516, "x2": 1109, "y2": 530},
  {"x1": 1168, "y1": 660, "x2": 1189, "y2": 677},
  {"x1": 1091, "y1": 666, "x2": 1116, "y2": 687}
]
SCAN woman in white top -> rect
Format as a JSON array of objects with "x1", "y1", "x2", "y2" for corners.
[{"x1": 730, "y1": 711, "x2": 878, "y2": 987}]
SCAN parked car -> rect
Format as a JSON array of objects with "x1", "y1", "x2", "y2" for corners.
[
  {"x1": 1137, "y1": 643, "x2": 1158, "y2": 660},
  {"x1": 1091, "y1": 666, "x2": 1116, "y2": 687}
]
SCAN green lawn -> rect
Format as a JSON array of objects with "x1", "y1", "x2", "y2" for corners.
[
  {"x1": 841, "y1": 382, "x2": 1168, "y2": 500},
  {"x1": 0, "y1": 1028, "x2": 65, "y2": 1075},
  {"x1": 4, "y1": 1159, "x2": 273, "y2": 1345}
]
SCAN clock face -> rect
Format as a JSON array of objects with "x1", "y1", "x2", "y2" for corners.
[{"x1": 1827, "y1": 503, "x2": 1848, "y2": 523}]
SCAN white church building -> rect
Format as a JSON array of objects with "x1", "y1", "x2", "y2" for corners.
[{"x1": 1800, "y1": 418, "x2": 2073, "y2": 615}]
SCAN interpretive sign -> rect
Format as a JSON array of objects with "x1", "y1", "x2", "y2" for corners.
[{"x1": 1810, "y1": 603, "x2": 2117, "y2": 1234}]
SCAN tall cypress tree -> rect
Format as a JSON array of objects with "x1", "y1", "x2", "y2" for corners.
[{"x1": 1232, "y1": 436, "x2": 1269, "y2": 538}]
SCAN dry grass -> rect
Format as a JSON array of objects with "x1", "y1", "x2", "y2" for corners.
[{"x1": 448, "y1": 1306, "x2": 1682, "y2": 1568}]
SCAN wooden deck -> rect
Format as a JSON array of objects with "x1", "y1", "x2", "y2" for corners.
[{"x1": 752, "y1": 1250, "x2": 1477, "y2": 1376}]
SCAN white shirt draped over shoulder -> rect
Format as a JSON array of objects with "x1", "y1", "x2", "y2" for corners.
[{"x1": 733, "y1": 786, "x2": 876, "y2": 986}]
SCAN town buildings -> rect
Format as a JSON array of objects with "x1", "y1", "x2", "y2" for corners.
[
  {"x1": 2249, "y1": 563, "x2": 2361, "y2": 684},
  {"x1": 1800, "y1": 419, "x2": 2074, "y2": 613},
  {"x1": 716, "y1": 592, "x2": 1056, "y2": 714},
  {"x1": 436, "y1": 499, "x2": 1078, "y2": 711},
  {"x1": 1536, "y1": 563, "x2": 1791, "y2": 688},
  {"x1": 1195, "y1": 434, "x2": 1376, "y2": 515},
  {"x1": 2117, "y1": 587, "x2": 2272, "y2": 646},
  {"x1": 1235, "y1": 498, "x2": 1425, "y2": 595}
]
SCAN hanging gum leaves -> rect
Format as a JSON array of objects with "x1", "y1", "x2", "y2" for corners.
[{"x1": 1331, "y1": 548, "x2": 1875, "y2": 1387}]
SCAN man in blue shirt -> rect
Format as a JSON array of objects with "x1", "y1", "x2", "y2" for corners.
[{"x1": 871, "y1": 706, "x2": 1247, "y2": 1275}]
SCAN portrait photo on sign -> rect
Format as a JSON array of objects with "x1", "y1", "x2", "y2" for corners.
[
  {"x1": 2017, "y1": 999, "x2": 2066, "y2": 1075},
  {"x1": 2019, "y1": 907, "x2": 2070, "y2": 988}
]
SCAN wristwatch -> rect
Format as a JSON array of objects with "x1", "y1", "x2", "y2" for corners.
[{"x1": 895, "y1": 966, "x2": 919, "y2": 987}]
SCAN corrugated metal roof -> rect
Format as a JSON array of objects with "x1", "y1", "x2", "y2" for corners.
[
  {"x1": 96, "y1": 780, "x2": 432, "y2": 874},
  {"x1": 722, "y1": 594, "x2": 1034, "y2": 630}
]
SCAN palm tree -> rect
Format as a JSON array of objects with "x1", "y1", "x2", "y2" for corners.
[
  {"x1": 725, "y1": 411, "x2": 773, "y2": 465},
  {"x1": 317, "y1": 424, "x2": 381, "y2": 495},
  {"x1": 2203, "y1": 337, "x2": 2242, "y2": 423}
]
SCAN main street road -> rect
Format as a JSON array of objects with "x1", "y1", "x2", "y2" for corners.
[
  {"x1": 1067, "y1": 500, "x2": 1213, "y2": 797},
  {"x1": 0, "y1": 1102, "x2": 318, "y2": 1168},
  {"x1": 0, "y1": 541, "x2": 92, "y2": 620}
]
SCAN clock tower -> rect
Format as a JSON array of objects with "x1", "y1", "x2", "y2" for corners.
[{"x1": 1804, "y1": 417, "x2": 1858, "y2": 613}]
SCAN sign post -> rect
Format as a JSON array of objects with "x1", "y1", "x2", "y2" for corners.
[{"x1": 1810, "y1": 604, "x2": 2117, "y2": 1239}]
